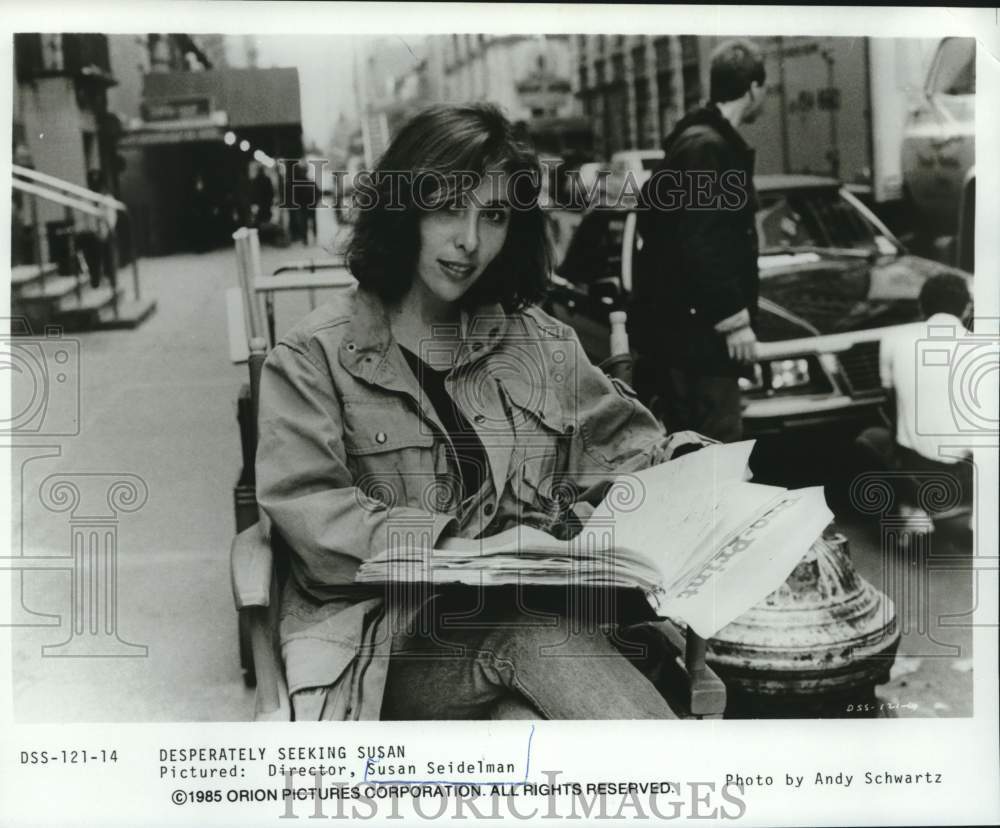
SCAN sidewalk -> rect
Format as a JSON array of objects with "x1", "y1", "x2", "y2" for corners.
[{"x1": 11, "y1": 224, "x2": 337, "y2": 722}]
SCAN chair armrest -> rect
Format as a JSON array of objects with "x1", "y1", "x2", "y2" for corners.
[
  {"x1": 246, "y1": 605, "x2": 290, "y2": 721},
  {"x1": 231, "y1": 524, "x2": 273, "y2": 610}
]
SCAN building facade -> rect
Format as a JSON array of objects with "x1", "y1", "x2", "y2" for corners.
[
  {"x1": 118, "y1": 63, "x2": 303, "y2": 255},
  {"x1": 358, "y1": 34, "x2": 580, "y2": 161},
  {"x1": 430, "y1": 34, "x2": 576, "y2": 122},
  {"x1": 12, "y1": 34, "x2": 121, "y2": 266},
  {"x1": 571, "y1": 34, "x2": 702, "y2": 159}
]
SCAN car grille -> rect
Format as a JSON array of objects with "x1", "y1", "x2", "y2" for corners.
[{"x1": 837, "y1": 341, "x2": 882, "y2": 398}]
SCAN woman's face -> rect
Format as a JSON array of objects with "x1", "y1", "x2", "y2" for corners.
[{"x1": 413, "y1": 171, "x2": 511, "y2": 307}]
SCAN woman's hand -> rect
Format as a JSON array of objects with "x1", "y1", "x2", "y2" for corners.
[{"x1": 663, "y1": 430, "x2": 718, "y2": 460}]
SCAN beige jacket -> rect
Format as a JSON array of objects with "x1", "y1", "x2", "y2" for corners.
[{"x1": 255, "y1": 284, "x2": 703, "y2": 719}]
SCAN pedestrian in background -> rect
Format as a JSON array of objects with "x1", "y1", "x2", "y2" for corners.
[
  {"x1": 854, "y1": 273, "x2": 976, "y2": 531},
  {"x1": 250, "y1": 161, "x2": 274, "y2": 228},
  {"x1": 283, "y1": 159, "x2": 320, "y2": 245},
  {"x1": 631, "y1": 38, "x2": 766, "y2": 442}
]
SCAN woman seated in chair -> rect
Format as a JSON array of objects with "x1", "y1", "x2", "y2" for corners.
[{"x1": 255, "y1": 103, "x2": 711, "y2": 720}]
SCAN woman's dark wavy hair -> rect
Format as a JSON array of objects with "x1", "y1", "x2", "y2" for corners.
[{"x1": 345, "y1": 103, "x2": 550, "y2": 312}]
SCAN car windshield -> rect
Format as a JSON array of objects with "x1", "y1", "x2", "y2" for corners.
[
  {"x1": 931, "y1": 38, "x2": 975, "y2": 96},
  {"x1": 757, "y1": 188, "x2": 895, "y2": 257}
]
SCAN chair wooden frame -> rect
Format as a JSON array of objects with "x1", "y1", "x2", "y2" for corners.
[{"x1": 228, "y1": 229, "x2": 726, "y2": 720}]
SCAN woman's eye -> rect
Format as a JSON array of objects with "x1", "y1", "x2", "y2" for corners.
[{"x1": 482, "y1": 208, "x2": 509, "y2": 225}]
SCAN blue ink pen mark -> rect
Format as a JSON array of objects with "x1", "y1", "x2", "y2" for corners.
[{"x1": 363, "y1": 724, "x2": 535, "y2": 787}]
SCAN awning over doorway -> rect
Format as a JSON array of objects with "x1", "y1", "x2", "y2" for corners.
[{"x1": 119, "y1": 118, "x2": 226, "y2": 147}]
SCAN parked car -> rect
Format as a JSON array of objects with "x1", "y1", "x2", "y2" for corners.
[
  {"x1": 900, "y1": 36, "x2": 975, "y2": 271},
  {"x1": 549, "y1": 174, "x2": 973, "y2": 444}
]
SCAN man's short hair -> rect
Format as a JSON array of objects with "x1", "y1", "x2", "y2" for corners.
[
  {"x1": 918, "y1": 272, "x2": 971, "y2": 319},
  {"x1": 709, "y1": 38, "x2": 766, "y2": 103}
]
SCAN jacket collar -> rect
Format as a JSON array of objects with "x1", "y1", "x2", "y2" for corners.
[
  {"x1": 664, "y1": 102, "x2": 751, "y2": 156},
  {"x1": 338, "y1": 285, "x2": 512, "y2": 391}
]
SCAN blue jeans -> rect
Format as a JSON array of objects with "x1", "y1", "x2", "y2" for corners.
[{"x1": 380, "y1": 589, "x2": 677, "y2": 720}]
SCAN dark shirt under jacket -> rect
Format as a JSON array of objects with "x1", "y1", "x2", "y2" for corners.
[
  {"x1": 631, "y1": 103, "x2": 760, "y2": 377},
  {"x1": 399, "y1": 345, "x2": 488, "y2": 505}
]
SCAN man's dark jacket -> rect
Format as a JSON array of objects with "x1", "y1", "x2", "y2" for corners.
[{"x1": 629, "y1": 103, "x2": 759, "y2": 376}]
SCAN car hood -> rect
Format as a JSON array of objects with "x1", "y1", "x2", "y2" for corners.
[{"x1": 757, "y1": 254, "x2": 970, "y2": 342}]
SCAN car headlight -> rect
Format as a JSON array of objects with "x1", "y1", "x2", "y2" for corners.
[
  {"x1": 739, "y1": 356, "x2": 833, "y2": 396},
  {"x1": 770, "y1": 358, "x2": 811, "y2": 390}
]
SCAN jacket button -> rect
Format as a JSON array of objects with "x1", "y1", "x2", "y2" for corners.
[
  {"x1": 345, "y1": 342, "x2": 356, "y2": 352},
  {"x1": 473, "y1": 414, "x2": 486, "y2": 424},
  {"x1": 565, "y1": 424, "x2": 576, "y2": 436},
  {"x1": 689, "y1": 308, "x2": 697, "y2": 315},
  {"x1": 483, "y1": 503, "x2": 495, "y2": 516},
  {"x1": 375, "y1": 431, "x2": 387, "y2": 444}
]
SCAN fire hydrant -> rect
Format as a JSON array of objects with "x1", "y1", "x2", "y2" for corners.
[{"x1": 707, "y1": 530, "x2": 900, "y2": 717}]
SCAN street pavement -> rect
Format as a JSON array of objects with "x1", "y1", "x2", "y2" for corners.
[
  {"x1": 10, "y1": 211, "x2": 341, "y2": 722},
  {"x1": 8, "y1": 207, "x2": 974, "y2": 722}
]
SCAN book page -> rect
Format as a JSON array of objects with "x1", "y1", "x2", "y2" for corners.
[
  {"x1": 583, "y1": 441, "x2": 760, "y2": 581},
  {"x1": 661, "y1": 486, "x2": 834, "y2": 638}
]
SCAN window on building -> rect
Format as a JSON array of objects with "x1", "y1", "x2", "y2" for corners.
[
  {"x1": 634, "y1": 78, "x2": 650, "y2": 145},
  {"x1": 611, "y1": 54, "x2": 624, "y2": 83},
  {"x1": 594, "y1": 59, "x2": 606, "y2": 86},
  {"x1": 631, "y1": 46, "x2": 646, "y2": 77},
  {"x1": 657, "y1": 69, "x2": 672, "y2": 112},
  {"x1": 654, "y1": 37, "x2": 671, "y2": 71},
  {"x1": 680, "y1": 35, "x2": 698, "y2": 66}
]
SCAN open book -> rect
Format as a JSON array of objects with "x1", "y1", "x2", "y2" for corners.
[{"x1": 355, "y1": 441, "x2": 833, "y2": 639}]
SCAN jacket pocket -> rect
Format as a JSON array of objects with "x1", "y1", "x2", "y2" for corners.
[
  {"x1": 498, "y1": 379, "x2": 573, "y2": 512},
  {"x1": 341, "y1": 401, "x2": 438, "y2": 510}
]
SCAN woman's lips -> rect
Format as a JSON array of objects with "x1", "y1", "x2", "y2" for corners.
[{"x1": 438, "y1": 260, "x2": 475, "y2": 279}]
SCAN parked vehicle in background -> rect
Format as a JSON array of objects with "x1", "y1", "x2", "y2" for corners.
[
  {"x1": 676, "y1": 37, "x2": 941, "y2": 237},
  {"x1": 901, "y1": 36, "x2": 975, "y2": 272},
  {"x1": 550, "y1": 175, "x2": 973, "y2": 459}
]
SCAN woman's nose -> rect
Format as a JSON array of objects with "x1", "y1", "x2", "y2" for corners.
[{"x1": 455, "y1": 211, "x2": 479, "y2": 254}]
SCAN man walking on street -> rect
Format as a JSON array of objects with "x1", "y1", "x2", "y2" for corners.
[{"x1": 631, "y1": 38, "x2": 766, "y2": 442}]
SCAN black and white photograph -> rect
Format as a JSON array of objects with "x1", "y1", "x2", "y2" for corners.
[{"x1": 2, "y1": 3, "x2": 998, "y2": 826}]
